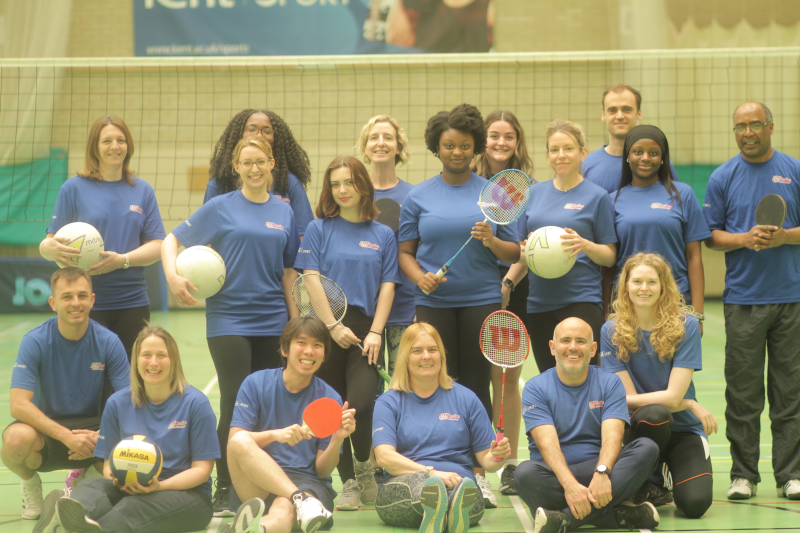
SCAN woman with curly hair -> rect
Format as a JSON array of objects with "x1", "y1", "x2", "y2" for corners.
[
  {"x1": 356, "y1": 115, "x2": 415, "y2": 377},
  {"x1": 398, "y1": 103, "x2": 520, "y2": 508},
  {"x1": 204, "y1": 109, "x2": 315, "y2": 235},
  {"x1": 600, "y1": 252, "x2": 716, "y2": 519},
  {"x1": 470, "y1": 109, "x2": 534, "y2": 496}
]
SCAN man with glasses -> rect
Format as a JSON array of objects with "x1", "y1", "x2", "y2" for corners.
[{"x1": 703, "y1": 101, "x2": 800, "y2": 501}]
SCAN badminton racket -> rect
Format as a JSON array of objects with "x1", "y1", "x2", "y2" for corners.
[
  {"x1": 479, "y1": 310, "x2": 530, "y2": 461},
  {"x1": 424, "y1": 169, "x2": 531, "y2": 294},
  {"x1": 291, "y1": 273, "x2": 364, "y2": 352}
]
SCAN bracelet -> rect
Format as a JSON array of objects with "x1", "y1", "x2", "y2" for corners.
[
  {"x1": 690, "y1": 311, "x2": 705, "y2": 323},
  {"x1": 369, "y1": 330, "x2": 382, "y2": 336}
]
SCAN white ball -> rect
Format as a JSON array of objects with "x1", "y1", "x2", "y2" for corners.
[
  {"x1": 54, "y1": 222, "x2": 104, "y2": 271},
  {"x1": 524, "y1": 226, "x2": 576, "y2": 279},
  {"x1": 176, "y1": 246, "x2": 226, "y2": 300}
]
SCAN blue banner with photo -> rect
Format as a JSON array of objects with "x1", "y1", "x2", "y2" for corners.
[{"x1": 134, "y1": 0, "x2": 493, "y2": 56}]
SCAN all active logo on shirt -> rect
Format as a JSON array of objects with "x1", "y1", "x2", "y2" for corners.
[
  {"x1": 184, "y1": 220, "x2": 192, "y2": 227},
  {"x1": 297, "y1": 248, "x2": 310, "y2": 253},
  {"x1": 265, "y1": 221, "x2": 285, "y2": 231},
  {"x1": 13, "y1": 363, "x2": 26, "y2": 369},
  {"x1": 360, "y1": 241, "x2": 380, "y2": 250},
  {"x1": 373, "y1": 426, "x2": 384, "y2": 435},
  {"x1": 773, "y1": 176, "x2": 792, "y2": 184},
  {"x1": 438, "y1": 413, "x2": 461, "y2": 421},
  {"x1": 129, "y1": 205, "x2": 144, "y2": 215},
  {"x1": 235, "y1": 401, "x2": 249, "y2": 409},
  {"x1": 589, "y1": 400, "x2": 604, "y2": 409},
  {"x1": 168, "y1": 420, "x2": 188, "y2": 429},
  {"x1": 522, "y1": 404, "x2": 536, "y2": 414},
  {"x1": 651, "y1": 203, "x2": 672, "y2": 210},
  {"x1": 599, "y1": 350, "x2": 612, "y2": 358},
  {"x1": 90, "y1": 362, "x2": 105, "y2": 371},
  {"x1": 564, "y1": 203, "x2": 585, "y2": 210}
]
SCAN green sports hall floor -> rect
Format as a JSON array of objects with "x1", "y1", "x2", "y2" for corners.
[{"x1": 0, "y1": 301, "x2": 797, "y2": 532}]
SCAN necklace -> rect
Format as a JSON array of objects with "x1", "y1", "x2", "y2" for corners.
[{"x1": 553, "y1": 176, "x2": 582, "y2": 192}]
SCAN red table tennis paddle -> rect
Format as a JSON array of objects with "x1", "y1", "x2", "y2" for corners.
[{"x1": 301, "y1": 398, "x2": 342, "y2": 438}]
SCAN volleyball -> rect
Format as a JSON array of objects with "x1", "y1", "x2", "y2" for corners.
[
  {"x1": 524, "y1": 226, "x2": 576, "y2": 279},
  {"x1": 110, "y1": 435, "x2": 163, "y2": 486},
  {"x1": 53, "y1": 222, "x2": 104, "y2": 271},
  {"x1": 176, "y1": 246, "x2": 226, "y2": 299}
]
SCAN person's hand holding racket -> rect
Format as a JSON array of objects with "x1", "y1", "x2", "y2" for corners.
[
  {"x1": 416, "y1": 271, "x2": 447, "y2": 295},
  {"x1": 292, "y1": 273, "x2": 364, "y2": 352},
  {"x1": 753, "y1": 193, "x2": 787, "y2": 251},
  {"x1": 332, "y1": 401, "x2": 357, "y2": 441},
  {"x1": 489, "y1": 435, "x2": 511, "y2": 461},
  {"x1": 330, "y1": 324, "x2": 362, "y2": 351},
  {"x1": 273, "y1": 424, "x2": 313, "y2": 446},
  {"x1": 472, "y1": 221, "x2": 495, "y2": 247},
  {"x1": 362, "y1": 332, "x2": 382, "y2": 365}
]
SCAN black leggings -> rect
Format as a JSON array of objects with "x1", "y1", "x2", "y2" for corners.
[
  {"x1": 630, "y1": 404, "x2": 713, "y2": 518},
  {"x1": 416, "y1": 303, "x2": 498, "y2": 420},
  {"x1": 524, "y1": 302, "x2": 604, "y2": 373},
  {"x1": 314, "y1": 309, "x2": 381, "y2": 483},
  {"x1": 91, "y1": 305, "x2": 150, "y2": 361},
  {"x1": 207, "y1": 335, "x2": 283, "y2": 486}
]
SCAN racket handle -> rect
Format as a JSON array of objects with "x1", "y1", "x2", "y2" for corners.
[
  {"x1": 494, "y1": 431, "x2": 504, "y2": 462},
  {"x1": 422, "y1": 265, "x2": 448, "y2": 295},
  {"x1": 375, "y1": 364, "x2": 392, "y2": 384},
  {"x1": 302, "y1": 423, "x2": 315, "y2": 438}
]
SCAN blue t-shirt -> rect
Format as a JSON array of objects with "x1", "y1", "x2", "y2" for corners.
[
  {"x1": 372, "y1": 384, "x2": 495, "y2": 482},
  {"x1": 398, "y1": 173, "x2": 519, "y2": 308},
  {"x1": 295, "y1": 217, "x2": 403, "y2": 318},
  {"x1": 95, "y1": 386, "x2": 220, "y2": 498},
  {"x1": 171, "y1": 190, "x2": 299, "y2": 337},
  {"x1": 522, "y1": 366, "x2": 629, "y2": 464},
  {"x1": 376, "y1": 180, "x2": 416, "y2": 327},
  {"x1": 611, "y1": 181, "x2": 711, "y2": 293},
  {"x1": 11, "y1": 318, "x2": 130, "y2": 421},
  {"x1": 203, "y1": 173, "x2": 314, "y2": 236},
  {"x1": 600, "y1": 316, "x2": 704, "y2": 437},
  {"x1": 47, "y1": 176, "x2": 166, "y2": 310},
  {"x1": 231, "y1": 368, "x2": 342, "y2": 484},
  {"x1": 583, "y1": 147, "x2": 679, "y2": 194},
  {"x1": 703, "y1": 151, "x2": 800, "y2": 304},
  {"x1": 522, "y1": 180, "x2": 617, "y2": 313}
]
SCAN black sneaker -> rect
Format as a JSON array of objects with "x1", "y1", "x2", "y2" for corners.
[
  {"x1": 499, "y1": 464, "x2": 518, "y2": 495},
  {"x1": 614, "y1": 501, "x2": 660, "y2": 531},
  {"x1": 533, "y1": 507, "x2": 569, "y2": 533},
  {"x1": 213, "y1": 480, "x2": 235, "y2": 517},
  {"x1": 631, "y1": 481, "x2": 673, "y2": 507}
]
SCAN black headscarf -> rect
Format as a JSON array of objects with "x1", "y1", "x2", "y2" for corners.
[{"x1": 616, "y1": 124, "x2": 682, "y2": 210}]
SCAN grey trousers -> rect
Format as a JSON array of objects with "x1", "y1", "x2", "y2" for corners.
[
  {"x1": 724, "y1": 302, "x2": 800, "y2": 486},
  {"x1": 69, "y1": 478, "x2": 213, "y2": 533}
]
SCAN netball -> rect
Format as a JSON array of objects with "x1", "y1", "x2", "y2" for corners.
[
  {"x1": 524, "y1": 226, "x2": 576, "y2": 279},
  {"x1": 176, "y1": 246, "x2": 226, "y2": 299},
  {"x1": 53, "y1": 222, "x2": 104, "y2": 271}
]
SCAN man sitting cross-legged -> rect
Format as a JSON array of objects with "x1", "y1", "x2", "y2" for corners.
[
  {"x1": 222, "y1": 316, "x2": 356, "y2": 533},
  {"x1": 514, "y1": 317, "x2": 661, "y2": 532}
]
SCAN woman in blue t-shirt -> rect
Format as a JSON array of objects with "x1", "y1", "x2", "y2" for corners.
[
  {"x1": 505, "y1": 119, "x2": 617, "y2": 374},
  {"x1": 294, "y1": 156, "x2": 402, "y2": 511},
  {"x1": 610, "y1": 125, "x2": 710, "y2": 332},
  {"x1": 601, "y1": 253, "x2": 716, "y2": 518},
  {"x1": 162, "y1": 137, "x2": 299, "y2": 515},
  {"x1": 373, "y1": 322, "x2": 510, "y2": 531},
  {"x1": 36, "y1": 325, "x2": 220, "y2": 533},
  {"x1": 204, "y1": 109, "x2": 314, "y2": 236},
  {"x1": 40, "y1": 115, "x2": 166, "y2": 359}
]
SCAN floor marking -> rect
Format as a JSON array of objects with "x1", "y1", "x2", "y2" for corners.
[
  {"x1": 720, "y1": 499, "x2": 800, "y2": 514},
  {"x1": 203, "y1": 375, "x2": 219, "y2": 396},
  {"x1": 0, "y1": 322, "x2": 32, "y2": 339},
  {"x1": 509, "y1": 495, "x2": 534, "y2": 533},
  {"x1": 206, "y1": 516, "x2": 222, "y2": 532}
]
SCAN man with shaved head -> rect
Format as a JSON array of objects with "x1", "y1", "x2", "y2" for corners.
[
  {"x1": 513, "y1": 318, "x2": 661, "y2": 532},
  {"x1": 703, "y1": 101, "x2": 800, "y2": 501}
]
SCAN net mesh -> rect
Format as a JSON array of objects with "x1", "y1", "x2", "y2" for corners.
[
  {"x1": 1, "y1": 49, "x2": 799, "y2": 236},
  {"x1": 480, "y1": 310, "x2": 529, "y2": 368},
  {"x1": 291, "y1": 274, "x2": 348, "y2": 328},
  {"x1": 478, "y1": 169, "x2": 532, "y2": 224}
]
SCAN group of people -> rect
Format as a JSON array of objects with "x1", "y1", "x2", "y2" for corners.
[{"x1": 2, "y1": 83, "x2": 798, "y2": 533}]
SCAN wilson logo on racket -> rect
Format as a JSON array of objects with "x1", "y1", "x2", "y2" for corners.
[
  {"x1": 492, "y1": 177, "x2": 526, "y2": 208},
  {"x1": 650, "y1": 203, "x2": 672, "y2": 210},
  {"x1": 265, "y1": 222, "x2": 285, "y2": 230},
  {"x1": 564, "y1": 203, "x2": 585, "y2": 210},
  {"x1": 773, "y1": 176, "x2": 791, "y2": 184},
  {"x1": 589, "y1": 401, "x2": 604, "y2": 409},
  {"x1": 438, "y1": 413, "x2": 461, "y2": 421},
  {"x1": 359, "y1": 241, "x2": 379, "y2": 250},
  {"x1": 489, "y1": 326, "x2": 522, "y2": 352}
]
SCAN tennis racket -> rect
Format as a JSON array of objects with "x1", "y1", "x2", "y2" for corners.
[
  {"x1": 375, "y1": 198, "x2": 401, "y2": 233},
  {"x1": 291, "y1": 273, "x2": 364, "y2": 351},
  {"x1": 424, "y1": 169, "x2": 531, "y2": 294},
  {"x1": 301, "y1": 398, "x2": 343, "y2": 438},
  {"x1": 479, "y1": 310, "x2": 530, "y2": 461}
]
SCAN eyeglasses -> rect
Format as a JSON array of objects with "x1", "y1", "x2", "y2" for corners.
[
  {"x1": 733, "y1": 122, "x2": 771, "y2": 134},
  {"x1": 245, "y1": 125, "x2": 273, "y2": 136},
  {"x1": 237, "y1": 159, "x2": 272, "y2": 169}
]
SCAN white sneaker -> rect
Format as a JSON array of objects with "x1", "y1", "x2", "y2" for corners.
[
  {"x1": 727, "y1": 477, "x2": 757, "y2": 500},
  {"x1": 293, "y1": 492, "x2": 332, "y2": 533},
  {"x1": 475, "y1": 473, "x2": 497, "y2": 509},
  {"x1": 779, "y1": 479, "x2": 800, "y2": 500},
  {"x1": 21, "y1": 475, "x2": 43, "y2": 520},
  {"x1": 335, "y1": 478, "x2": 360, "y2": 510},
  {"x1": 355, "y1": 459, "x2": 378, "y2": 504}
]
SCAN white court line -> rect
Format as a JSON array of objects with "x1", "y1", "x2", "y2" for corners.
[
  {"x1": 202, "y1": 374, "x2": 219, "y2": 396},
  {"x1": 206, "y1": 516, "x2": 222, "y2": 533},
  {"x1": 0, "y1": 321, "x2": 32, "y2": 339},
  {"x1": 510, "y1": 495, "x2": 535, "y2": 533},
  {"x1": 703, "y1": 311, "x2": 725, "y2": 325}
]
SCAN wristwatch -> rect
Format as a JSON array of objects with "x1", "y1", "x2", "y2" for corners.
[
  {"x1": 122, "y1": 254, "x2": 130, "y2": 269},
  {"x1": 501, "y1": 278, "x2": 514, "y2": 290},
  {"x1": 595, "y1": 464, "x2": 610, "y2": 475}
]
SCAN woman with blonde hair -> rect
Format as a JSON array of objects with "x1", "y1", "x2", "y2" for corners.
[
  {"x1": 36, "y1": 325, "x2": 220, "y2": 533},
  {"x1": 600, "y1": 253, "x2": 716, "y2": 518},
  {"x1": 373, "y1": 323, "x2": 510, "y2": 533}
]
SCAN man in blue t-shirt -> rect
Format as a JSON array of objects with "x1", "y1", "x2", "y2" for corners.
[
  {"x1": 223, "y1": 317, "x2": 356, "y2": 533},
  {"x1": 703, "y1": 101, "x2": 800, "y2": 502},
  {"x1": 1, "y1": 268, "x2": 130, "y2": 521},
  {"x1": 514, "y1": 318, "x2": 660, "y2": 532}
]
